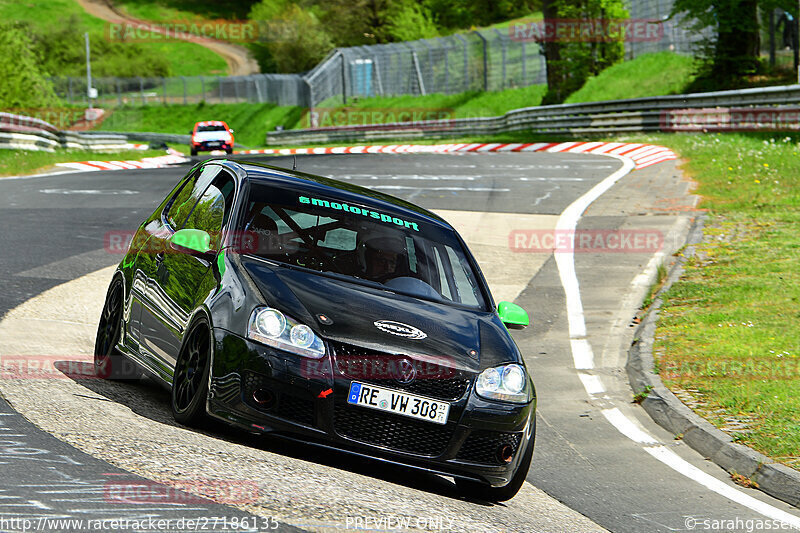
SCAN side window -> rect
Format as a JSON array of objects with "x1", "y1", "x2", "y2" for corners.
[
  {"x1": 433, "y1": 247, "x2": 452, "y2": 300},
  {"x1": 184, "y1": 170, "x2": 236, "y2": 249},
  {"x1": 165, "y1": 165, "x2": 223, "y2": 229},
  {"x1": 446, "y1": 246, "x2": 480, "y2": 307}
]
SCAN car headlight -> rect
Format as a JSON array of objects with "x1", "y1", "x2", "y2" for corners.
[
  {"x1": 247, "y1": 307, "x2": 325, "y2": 359},
  {"x1": 475, "y1": 363, "x2": 530, "y2": 403}
]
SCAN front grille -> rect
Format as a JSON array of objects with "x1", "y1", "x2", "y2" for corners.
[
  {"x1": 330, "y1": 341, "x2": 472, "y2": 401},
  {"x1": 334, "y1": 405, "x2": 454, "y2": 457},
  {"x1": 243, "y1": 371, "x2": 315, "y2": 427},
  {"x1": 456, "y1": 430, "x2": 522, "y2": 465},
  {"x1": 275, "y1": 394, "x2": 315, "y2": 427}
]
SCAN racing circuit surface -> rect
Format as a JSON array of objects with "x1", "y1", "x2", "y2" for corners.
[{"x1": 0, "y1": 152, "x2": 798, "y2": 532}]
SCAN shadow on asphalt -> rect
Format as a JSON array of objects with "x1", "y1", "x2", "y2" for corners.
[{"x1": 56, "y1": 360, "x2": 500, "y2": 507}]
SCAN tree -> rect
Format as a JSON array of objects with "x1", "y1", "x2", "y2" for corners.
[
  {"x1": 671, "y1": 0, "x2": 761, "y2": 81},
  {"x1": 0, "y1": 24, "x2": 59, "y2": 109},
  {"x1": 541, "y1": 0, "x2": 628, "y2": 104}
]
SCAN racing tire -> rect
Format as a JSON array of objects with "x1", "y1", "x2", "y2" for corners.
[
  {"x1": 456, "y1": 419, "x2": 535, "y2": 502},
  {"x1": 94, "y1": 278, "x2": 137, "y2": 380},
  {"x1": 171, "y1": 317, "x2": 212, "y2": 426},
  {"x1": 190, "y1": 148, "x2": 198, "y2": 156}
]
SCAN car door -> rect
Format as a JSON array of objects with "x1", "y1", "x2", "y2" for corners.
[{"x1": 139, "y1": 164, "x2": 236, "y2": 376}]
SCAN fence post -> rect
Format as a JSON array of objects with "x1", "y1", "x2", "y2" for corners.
[
  {"x1": 373, "y1": 55, "x2": 384, "y2": 96},
  {"x1": 201, "y1": 76, "x2": 206, "y2": 102},
  {"x1": 162, "y1": 78, "x2": 167, "y2": 105},
  {"x1": 182, "y1": 76, "x2": 187, "y2": 105},
  {"x1": 472, "y1": 31, "x2": 489, "y2": 91},
  {"x1": 439, "y1": 38, "x2": 449, "y2": 94},
  {"x1": 139, "y1": 77, "x2": 145, "y2": 105},
  {"x1": 340, "y1": 52, "x2": 347, "y2": 104},
  {"x1": 494, "y1": 29, "x2": 507, "y2": 90},
  {"x1": 521, "y1": 41, "x2": 526, "y2": 86},
  {"x1": 220, "y1": 77, "x2": 224, "y2": 103},
  {"x1": 407, "y1": 45, "x2": 426, "y2": 95},
  {"x1": 67, "y1": 77, "x2": 73, "y2": 105},
  {"x1": 117, "y1": 78, "x2": 122, "y2": 106},
  {"x1": 455, "y1": 34, "x2": 469, "y2": 91}
]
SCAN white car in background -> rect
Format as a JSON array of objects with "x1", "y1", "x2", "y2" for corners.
[{"x1": 190, "y1": 121, "x2": 234, "y2": 156}]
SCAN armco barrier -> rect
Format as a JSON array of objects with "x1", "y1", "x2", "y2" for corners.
[
  {"x1": 0, "y1": 113, "x2": 143, "y2": 153},
  {"x1": 266, "y1": 83, "x2": 800, "y2": 145}
]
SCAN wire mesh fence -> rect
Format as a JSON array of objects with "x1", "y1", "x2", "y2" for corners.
[
  {"x1": 50, "y1": 74, "x2": 309, "y2": 108},
  {"x1": 305, "y1": 29, "x2": 548, "y2": 107}
]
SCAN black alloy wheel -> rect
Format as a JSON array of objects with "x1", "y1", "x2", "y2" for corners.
[{"x1": 171, "y1": 318, "x2": 212, "y2": 425}]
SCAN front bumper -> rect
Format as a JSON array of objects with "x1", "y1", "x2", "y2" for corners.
[
  {"x1": 206, "y1": 329, "x2": 536, "y2": 487},
  {"x1": 192, "y1": 141, "x2": 232, "y2": 152}
]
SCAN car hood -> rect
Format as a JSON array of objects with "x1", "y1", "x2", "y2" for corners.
[
  {"x1": 241, "y1": 258, "x2": 514, "y2": 373},
  {"x1": 193, "y1": 131, "x2": 231, "y2": 142}
]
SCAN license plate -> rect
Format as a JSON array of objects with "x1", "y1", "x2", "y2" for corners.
[
  {"x1": 347, "y1": 382, "x2": 449, "y2": 425},
  {"x1": 208, "y1": 142, "x2": 221, "y2": 146}
]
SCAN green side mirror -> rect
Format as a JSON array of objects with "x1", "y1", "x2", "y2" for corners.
[
  {"x1": 171, "y1": 228, "x2": 212, "y2": 255},
  {"x1": 497, "y1": 301, "x2": 529, "y2": 330}
]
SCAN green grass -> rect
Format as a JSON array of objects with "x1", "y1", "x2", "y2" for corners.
[
  {"x1": 565, "y1": 52, "x2": 696, "y2": 103},
  {"x1": 309, "y1": 84, "x2": 548, "y2": 128},
  {"x1": 98, "y1": 102, "x2": 305, "y2": 147},
  {"x1": 0, "y1": 0, "x2": 227, "y2": 76},
  {"x1": 113, "y1": 0, "x2": 258, "y2": 21},
  {"x1": 629, "y1": 132, "x2": 800, "y2": 469},
  {"x1": 0, "y1": 148, "x2": 168, "y2": 177}
]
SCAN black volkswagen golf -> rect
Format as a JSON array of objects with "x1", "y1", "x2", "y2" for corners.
[{"x1": 95, "y1": 159, "x2": 536, "y2": 501}]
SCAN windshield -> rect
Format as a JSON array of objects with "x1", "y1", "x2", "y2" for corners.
[
  {"x1": 241, "y1": 182, "x2": 487, "y2": 310},
  {"x1": 197, "y1": 125, "x2": 227, "y2": 132}
]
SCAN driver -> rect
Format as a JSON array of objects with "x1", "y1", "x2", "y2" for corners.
[{"x1": 363, "y1": 236, "x2": 406, "y2": 283}]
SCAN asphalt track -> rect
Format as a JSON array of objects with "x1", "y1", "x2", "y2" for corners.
[{"x1": 0, "y1": 152, "x2": 798, "y2": 532}]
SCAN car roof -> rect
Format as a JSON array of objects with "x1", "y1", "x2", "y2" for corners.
[
  {"x1": 194, "y1": 121, "x2": 228, "y2": 127},
  {"x1": 227, "y1": 160, "x2": 452, "y2": 230}
]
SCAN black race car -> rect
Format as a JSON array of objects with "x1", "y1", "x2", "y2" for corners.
[{"x1": 95, "y1": 159, "x2": 536, "y2": 501}]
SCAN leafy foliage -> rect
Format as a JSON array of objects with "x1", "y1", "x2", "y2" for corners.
[
  {"x1": 29, "y1": 16, "x2": 172, "y2": 78},
  {"x1": 246, "y1": 0, "x2": 533, "y2": 72},
  {"x1": 541, "y1": 0, "x2": 628, "y2": 104},
  {"x1": 0, "y1": 24, "x2": 60, "y2": 109},
  {"x1": 671, "y1": 0, "x2": 761, "y2": 84}
]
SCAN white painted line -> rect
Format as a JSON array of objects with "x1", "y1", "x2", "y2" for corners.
[
  {"x1": 601, "y1": 408, "x2": 659, "y2": 445},
  {"x1": 553, "y1": 152, "x2": 800, "y2": 525},
  {"x1": 570, "y1": 338, "x2": 595, "y2": 370},
  {"x1": 578, "y1": 374, "x2": 605, "y2": 396},
  {"x1": 645, "y1": 446, "x2": 800, "y2": 528}
]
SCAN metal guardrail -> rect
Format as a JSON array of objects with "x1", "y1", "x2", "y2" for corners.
[
  {"x1": 266, "y1": 84, "x2": 800, "y2": 145},
  {"x1": 0, "y1": 113, "x2": 139, "y2": 152}
]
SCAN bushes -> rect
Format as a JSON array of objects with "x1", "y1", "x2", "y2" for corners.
[
  {"x1": 0, "y1": 24, "x2": 59, "y2": 109},
  {"x1": 29, "y1": 16, "x2": 172, "y2": 78}
]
